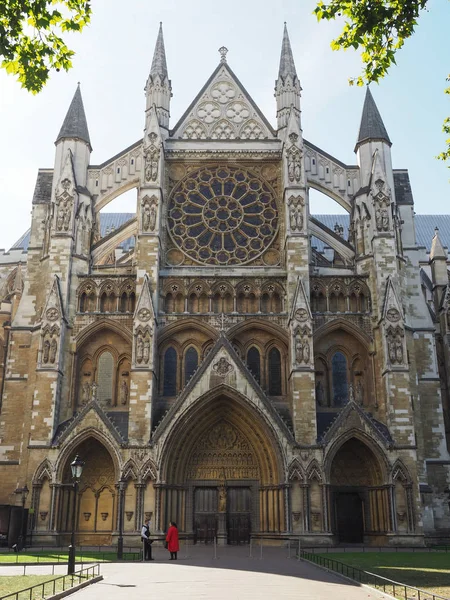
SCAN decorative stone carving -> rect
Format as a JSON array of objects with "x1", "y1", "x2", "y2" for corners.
[
  {"x1": 82, "y1": 381, "x2": 91, "y2": 405},
  {"x1": 386, "y1": 308, "x2": 401, "y2": 322},
  {"x1": 136, "y1": 329, "x2": 152, "y2": 365},
  {"x1": 49, "y1": 338, "x2": 57, "y2": 364},
  {"x1": 211, "y1": 81, "x2": 235, "y2": 104},
  {"x1": 46, "y1": 307, "x2": 59, "y2": 321},
  {"x1": 126, "y1": 511, "x2": 134, "y2": 522},
  {"x1": 375, "y1": 207, "x2": 390, "y2": 232},
  {"x1": 387, "y1": 326, "x2": 404, "y2": 365},
  {"x1": 197, "y1": 101, "x2": 221, "y2": 124},
  {"x1": 315, "y1": 380, "x2": 325, "y2": 406},
  {"x1": 40, "y1": 511, "x2": 48, "y2": 521},
  {"x1": 101, "y1": 512, "x2": 109, "y2": 521},
  {"x1": 182, "y1": 119, "x2": 207, "y2": 140},
  {"x1": 142, "y1": 195, "x2": 158, "y2": 232},
  {"x1": 286, "y1": 133, "x2": 302, "y2": 183},
  {"x1": 138, "y1": 307, "x2": 152, "y2": 322},
  {"x1": 292, "y1": 512, "x2": 301, "y2": 523},
  {"x1": 288, "y1": 195, "x2": 304, "y2": 232},
  {"x1": 143, "y1": 132, "x2": 160, "y2": 182},
  {"x1": 218, "y1": 486, "x2": 227, "y2": 512},
  {"x1": 91, "y1": 381, "x2": 98, "y2": 402},
  {"x1": 295, "y1": 308, "x2": 308, "y2": 322},
  {"x1": 83, "y1": 512, "x2": 91, "y2": 521},
  {"x1": 294, "y1": 329, "x2": 310, "y2": 365},
  {"x1": 212, "y1": 357, "x2": 233, "y2": 377}
]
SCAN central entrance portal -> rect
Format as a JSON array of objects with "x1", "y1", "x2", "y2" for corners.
[{"x1": 193, "y1": 486, "x2": 251, "y2": 544}]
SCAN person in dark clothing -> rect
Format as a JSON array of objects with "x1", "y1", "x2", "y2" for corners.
[{"x1": 141, "y1": 518, "x2": 154, "y2": 561}]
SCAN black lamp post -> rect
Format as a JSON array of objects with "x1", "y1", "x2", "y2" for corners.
[
  {"x1": 68, "y1": 455, "x2": 85, "y2": 575},
  {"x1": 117, "y1": 479, "x2": 126, "y2": 560},
  {"x1": 15, "y1": 485, "x2": 29, "y2": 551}
]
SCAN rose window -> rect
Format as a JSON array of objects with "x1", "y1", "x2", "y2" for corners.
[{"x1": 167, "y1": 165, "x2": 279, "y2": 265}]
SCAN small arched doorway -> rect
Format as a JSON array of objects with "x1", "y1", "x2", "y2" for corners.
[
  {"x1": 58, "y1": 438, "x2": 118, "y2": 545},
  {"x1": 329, "y1": 437, "x2": 390, "y2": 543},
  {"x1": 160, "y1": 391, "x2": 285, "y2": 544}
]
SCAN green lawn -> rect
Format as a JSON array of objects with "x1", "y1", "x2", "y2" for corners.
[
  {"x1": 0, "y1": 550, "x2": 139, "y2": 564},
  {"x1": 317, "y1": 552, "x2": 450, "y2": 598}
]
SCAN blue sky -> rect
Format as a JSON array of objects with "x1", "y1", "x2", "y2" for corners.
[{"x1": 0, "y1": 0, "x2": 448, "y2": 250}]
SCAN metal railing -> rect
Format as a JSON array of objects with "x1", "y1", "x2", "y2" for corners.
[
  {"x1": 300, "y1": 550, "x2": 449, "y2": 600},
  {"x1": 0, "y1": 546, "x2": 141, "y2": 564},
  {"x1": 0, "y1": 563, "x2": 101, "y2": 600}
]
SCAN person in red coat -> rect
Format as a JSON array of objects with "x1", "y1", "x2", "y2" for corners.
[{"x1": 166, "y1": 521, "x2": 180, "y2": 560}]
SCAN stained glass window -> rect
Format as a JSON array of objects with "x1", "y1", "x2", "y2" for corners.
[
  {"x1": 185, "y1": 347, "x2": 198, "y2": 385},
  {"x1": 168, "y1": 166, "x2": 278, "y2": 265},
  {"x1": 268, "y1": 348, "x2": 282, "y2": 395},
  {"x1": 163, "y1": 347, "x2": 177, "y2": 396},
  {"x1": 247, "y1": 347, "x2": 261, "y2": 383},
  {"x1": 332, "y1": 351, "x2": 348, "y2": 406}
]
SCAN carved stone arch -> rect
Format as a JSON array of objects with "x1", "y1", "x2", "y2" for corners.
[
  {"x1": 187, "y1": 280, "x2": 209, "y2": 297},
  {"x1": 55, "y1": 428, "x2": 122, "y2": 483},
  {"x1": 314, "y1": 317, "x2": 373, "y2": 350},
  {"x1": 78, "y1": 279, "x2": 98, "y2": 297},
  {"x1": 392, "y1": 459, "x2": 412, "y2": 484},
  {"x1": 323, "y1": 429, "x2": 390, "y2": 484},
  {"x1": 211, "y1": 281, "x2": 233, "y2": 297},
  {"x1": 122, "y1": 459, "x2": 139, "y2": 481},
  {"x1": 288, "y1": 458, "x2": 305, "y2": 482},
  {"x1": 242, "y1": 338, "x2": 263, "y2": 355},
  {"x1": 99, "y1": 279, "x2": 118, "y2": 296},
  {"x1": 306, "y1": 459, "x2": 323, "y2": 483},
  {"x1": 163, "y1": 279, "x2": 186, "y2": 295},
  {"x1": 33, "y1": 458, "x2": 55, "y2": 484},
  {"x1": 181, "y1": 119, "x2": 207, "y2": 140},
  {"x1": 158, "y1": 318, "x2": 219, "y2": 346},
  {"x1": 227, "y1": 318, "x2": 289, "y2": 344},
  {"x1": 211, "y1": 118, "x2": 236, "y2": 140},
  {"x1": 75, "y1": 319, "x2": 132, "y2": 348},
  {"x1": 141, "y1": 459, "x2": 157, "y2": 482},
  {"x1": 236, "y1": 281, "x2": 255, "y2": 295},
  {"x1": 94, "y1": 180, "x2": 139, "y2": 213},
  {"x1": 158, "y1": 385, "x2": 287, "y2": 485}
]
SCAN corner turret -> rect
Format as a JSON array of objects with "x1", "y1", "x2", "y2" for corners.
[{"x1": 145, "y1": 23, "x2": 172, "y2": 131}]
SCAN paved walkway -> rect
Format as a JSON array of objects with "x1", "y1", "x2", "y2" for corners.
[{"x1": 66, "y1": 545, "x2": 390, "y2": 600}]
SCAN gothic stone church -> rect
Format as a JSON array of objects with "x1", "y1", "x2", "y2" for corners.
[{"x1": 1, "y1": 24, "x2": 450, "y2": 547}]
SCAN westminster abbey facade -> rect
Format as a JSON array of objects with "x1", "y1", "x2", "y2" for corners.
[{"x1": 0, "y1": 24, "x2": 449, "y2": 546}]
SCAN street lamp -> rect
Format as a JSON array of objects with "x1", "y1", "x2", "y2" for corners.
[
  {"x1": 68, "y1": 455, "x2": 85, "y2": 575},
  {"x1": 117, "y1": 480, "x2": 126, "y2": 560},
  {"x1": 14, "y1": 485, "x2": 29, "y2": 551}
]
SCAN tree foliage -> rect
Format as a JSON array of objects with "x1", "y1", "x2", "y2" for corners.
[
  {"x1": 314, "y1": 0, "x2": 449, "y2": 167},
  {"x1": 0, "y1": 0, "x2": 91, "y2": 93}
]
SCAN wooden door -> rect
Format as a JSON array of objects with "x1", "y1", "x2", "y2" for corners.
[
  {"x1": 227, "y1": 487, "x2": 251, "y2": 545},
  {"x1": 194, "y1": 488, "x2": 217, "y2": 544},
  {"x1": 336, "y1": 491, "x2": 364, "y2": 543}
]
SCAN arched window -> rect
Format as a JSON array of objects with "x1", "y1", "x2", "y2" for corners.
[
  {"x1": 261, "y1": 294, "x2": 270, "y2": 312},
  {"x1": 271, "y1": 293, "x2": 281, "y2": 313},
  {"x1": 97, "y1": 351, "x2": 114, "y2": 405},
  {"x1": 246, "y1": 347, "x2": 261, "y2": 383},
  {"x1": 268, "y1": 348, "x2": 282, "y2": 395},
  {"x1": 120, "y1": 292, "x2": 128, "y2": 313},
  {"x1": 189, "y1": 294, "x2": 199, "y2": 313},
  {"x1": 80, "y1": 293, "x2": 87, "y2": 312},
  {"x1": 165, "y1": 293, "x2": 174, "y2": 314},
  {"x1": 349, "y1": 293, "x2": 357, "y2": 312},
  {"x1": 184, "y1": 347, "x2": 198, "y2": 384},
  {"x1": 163, "y1": 347, "x2": 177, "y2": 396},
  {"x1": 332, "y1": 351, "x2": 348, "y2": 406},
  {"x1": 223, "y1": 293, "x2": 233, "y2": 313},
  {"x1": 198, "y1": 294, "x2": 208, "y2": 313},
  {"x1": 129, "y1": 292, "x2": 136, "y2": 313}
]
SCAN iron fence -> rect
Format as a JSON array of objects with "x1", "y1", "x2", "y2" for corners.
[
  {"x1": 301, "y1": 550, "x2": 449, "y2": 600},
  {"x1": 0, "y1": 563, "x2": 101, "y2": 600}
]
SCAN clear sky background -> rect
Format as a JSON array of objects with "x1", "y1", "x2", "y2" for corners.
[{"x1": 0, "y1": 0, "x2": 448, "y2": 251}]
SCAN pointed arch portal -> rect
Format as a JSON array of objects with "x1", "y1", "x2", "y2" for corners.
[
  {"x1": 327, "y1": 437, "x2": 393, "y2": 543},
  {"x1": 159, "y1": 391, "x2": 285, "y2": 543}
]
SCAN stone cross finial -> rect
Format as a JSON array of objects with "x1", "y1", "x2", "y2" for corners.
[{"x1": 219, "y1": 46, "x2": 228, "y2": 63}]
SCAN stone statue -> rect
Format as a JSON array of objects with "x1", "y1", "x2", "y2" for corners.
[
  {"x1": 63, "y1": 204, "x2": 71, "y2": 231},
  {"x1": 82, "y1": 381, "x2": 90, "y2": 405},
  {"x1": 289, "y1": 204, "x2": 298, "y2": 231},
  {"x1": 316, "y1": 381, "x2": 325, "y2": 406},
  {"x1": 49, "y1": 338, "x2": 57, "y2": 364},
  {"x1": 375, "y1": 208, "x2": 382, "y2": 231},
  {"x1": 348, "y1": 383, "x2": 355, "y2": 403},
  {"x1": 303, "y1": 340, "x2": 310, "y2": 363},
  {"x1": 294, "y1": 160, "x2": 301, "y2": 182},
  {"x1": 295, "y1": 337, "x2": 303, "y2": 364},
  {"x1": 288, "y1": 156, "x2": 295, "y2": 182},
  {"x1": 43, "y1": 340, "x2": 50, "y2": 364},
  {"x1": 136, "y1": 334, "x2": 144, "y2": 363},
  {"x1": 356, "y1": 380, "x2": 364, "y2": 405},
  {"x1": 143, "y1": 338, "x2": 150, "y2": 364},
  {"x1": 91, "y1": 381, "x2": 98, "y2": 402},
  {"x1": 149, "y1": 204, "x2": 157, "y2": 231},
  {"x1": 218, "y1": 486, "x2": 227, "y2": 512},
  {"x1": 142, "y1": 203, "x2": 150, "y2": 232},
  {"x1": 381, "y1": 208, "x2": 389, "y2": 231},
  {"x1": 56, "y1": 207, "x2": 64, "y2": 231},
  {"x1": 120, "y1": 380, "x2": 128, "y2": 405},
  {"x1": 388, "y1": 335, "x2": 396, "y2": 363},
  {"x1": 395, "y1": 336, "x2": 403, "y2": 363}
]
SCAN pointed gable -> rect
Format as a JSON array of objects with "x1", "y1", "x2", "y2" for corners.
[
  {"x1": 171, "y1": 62, "x2": 276, "y2": 141},
  {"x1": 42, "y1": 275, "x2": 65, "y2": 324},
  {"x1": 381, "y1": 276, "x2": 404, "y2": 323}
]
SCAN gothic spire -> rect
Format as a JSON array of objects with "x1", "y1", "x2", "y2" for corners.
[
  {"x1": 56, "y1": 84, "x2": 91, "y2": 148},
  {"x1": 430, "y1": 227, "x2": 447, "y2": 261},
  {"x1": 355, "y1": 87, "x2": 391, "y2": 150},
  {"x1": 150, "y1": 22, "x2": 168, "y2": 81},
  {"x1": 278, "y1": 23, "x2": 298, "y2": 82}
]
